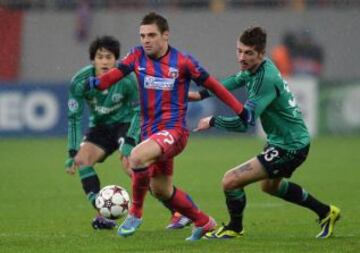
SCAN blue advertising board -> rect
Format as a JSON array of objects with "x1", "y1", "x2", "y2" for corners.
[
  {"x1": 0, "y1": 82, "x2": 249, "y2": 137},
  {"x1": 0, "y1": 83, "x2": 70, "y2": 137}
]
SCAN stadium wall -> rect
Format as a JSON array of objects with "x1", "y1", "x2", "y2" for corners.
[{"x1": 20, "y1": 9, "x2": 360, "y2": 82}]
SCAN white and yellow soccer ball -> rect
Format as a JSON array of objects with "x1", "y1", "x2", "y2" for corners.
[{"x1": 95, "y1": 185, "x2": 130, "y2": 219}]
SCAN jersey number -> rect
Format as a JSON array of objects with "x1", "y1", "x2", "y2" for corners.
[
  {"x1": 118, "y1": 137, "x2": 125, "y2": 150},
  {"x1": 262, "y1": 146, "x2": 279, "y2": 162},
  {"x1": 156, "y1": 131, "x2": 174, "y2": 145}
]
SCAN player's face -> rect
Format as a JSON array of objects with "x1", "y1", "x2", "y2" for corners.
[
  {"x1": 236, "y1": 41, "x2": 264, "y2": 72},
  {"x1": 92, "y1": 48, "x2": 117, "y2": 76},
  {"x1": 140, "y1": 24, "x2": 169, "y2": 58}
]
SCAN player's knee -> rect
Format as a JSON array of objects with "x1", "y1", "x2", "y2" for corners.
[
  {"x1": 128, "y1": 149, "x2": 147, "y2": 168},
  {"x1": 222, "y1": 171, "x2": 240, "y2": 191},
  {"x1": 74, "y1": 156, "x2": 92, "y2": 168},
  {"x1": 128, "y1": 155, "x2": 143, "y2": 168}
]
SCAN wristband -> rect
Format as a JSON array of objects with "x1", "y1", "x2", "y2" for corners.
[
  {"x1": 209, "y1": 117, "x2": 216, "y2": 127},
  {"x1": 124, "y1": 136, "x2": 136, "y2": 146},
  {"x1": 199, "y1": 89, "x2": 211, "y2": 100}
]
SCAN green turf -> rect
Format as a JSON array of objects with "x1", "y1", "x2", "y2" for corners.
[{"x1": 0, "y1": 135, "x2": 359, "y2": 252}]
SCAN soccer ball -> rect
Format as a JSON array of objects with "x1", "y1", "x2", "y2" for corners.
[{"x1": 95, "y1": 185, "x2": 130, "y2": 219}]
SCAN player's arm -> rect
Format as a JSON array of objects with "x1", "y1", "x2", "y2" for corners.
[
  {"x1": 120, "y1": 74, "x2": 141, "y2": 157},
  {"x1": 194, "y1": 115, "x2": 247, "y2": 133},
  {"x1": 66, "y1": 80, "x2": 86, "y2": 173},
  {"x1": 196, "y1": 76, "x2": 277, "y2": 132},
  {"x1": 195, "y1": 99, "x2": 255, "y2": 133},
  {"x1": 186, "y1": 55, "x2": 244, "y2": 115},
  {"x1": 89, "y1": 49, "x2": 137, "y2": 91},
  {"x1": 188, "y1": 74, "x2": 243, "y2": 101},
  {"x1": 121, "y1": 106, "x2": 140, "y2": 157}
]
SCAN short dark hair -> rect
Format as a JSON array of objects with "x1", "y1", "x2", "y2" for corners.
[
  {"x1": 89, "y1": 35, "x2": 120, "y2": 60},
  {"x1": 141, "y1": 12, "x2": 169, "y2": 33},
  {"x1": 240, "y1": 27, "x2": 267, "y2": 53}
]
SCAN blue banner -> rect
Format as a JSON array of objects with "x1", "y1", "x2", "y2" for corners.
[
  {"x1": 0, "y1": 83, "x2": 69, "y2": 137},
  {"x1": 0, "y1": 82, "x2": 250, "y2": 137}
]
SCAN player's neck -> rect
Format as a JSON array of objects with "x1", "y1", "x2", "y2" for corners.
[
  {"x1": 249, "y1": 59, "x2": 265, "y2": 73},
  {"x1": 152, "y1": 45, "x2": 170, "y2": 60}
]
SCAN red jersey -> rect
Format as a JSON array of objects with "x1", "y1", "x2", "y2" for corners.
[{"x1": 97, "y1": 46, "x2": 243, "y2": 139}]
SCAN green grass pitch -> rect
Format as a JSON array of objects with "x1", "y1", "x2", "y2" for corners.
[{"x1": 0, "y1": 135, "x2": 359, "y2": 252}]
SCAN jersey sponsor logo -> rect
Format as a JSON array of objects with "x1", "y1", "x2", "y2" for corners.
[
  {"x1": 137, "y1": 66, "x2": 146, "y2": 71},
  {"x1": 144, "y1": 75, "x2": 175, "y2": 91},
  {"x1": 68, "y1": 98, "x2": 79, "y2": 112},
  {"x1": 94, "y1": 104, "x2": 122, "y2": 114}
]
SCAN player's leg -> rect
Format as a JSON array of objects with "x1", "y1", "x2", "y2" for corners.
[
  {"x1": 166, "y1": 212, "x2": 192, "y2": 230},
  {"x1": 119, "y1": 128, "x2": 206, "y2": 239},
  {"x1": 74, "y1": 142, "x2": 104, "y2": 207},
  {"x1": 128, "y1": 138, "x2": 162, "y2": 216},
  {"x1": 206, "y1": 157, "x2": 267, "y2": 239},
  {"x1": 149, "y1": 173, "x2": 215, "y2": 241},
  {"x1": 120, "y1": 151, "x2": 191, "y2": 229},
  {"x1": 77, "y1": 124, "x2": 129, "y2": 229},
  {"x1": 125, "y1": 128, "x2": 190, "y2": 220},
  {"x1": 148, "y1": 186, "x2": 193, "y2": 229},
  {"x1": 259, "y1": 144, "x2": 340, "y2": 238},
  {"x1": 117, "y1": 123, "x2": 191, "y2": 229},
  {"x1": 74, "y1": 142, "x2": 116, "y2": 229},
  {"x1": 261, "y1": 178, "x2": 340, "y2": 238},
  {"x1": 117, "y1": 138, "x2": 162, "y2": 237},
  {"x1": 261, "y1": 178, "x2": 330, "y2": 218}
]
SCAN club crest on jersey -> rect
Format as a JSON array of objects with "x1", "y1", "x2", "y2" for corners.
[
  {"x1": 68, "y1": 99, "x2": 79, "y2": 112},
  {"x1": 168, "y1": 67, "x2": 179, "y2": 79},
  {"x1": 144, "y1": 75, "x2": 175, "y2": 91}
]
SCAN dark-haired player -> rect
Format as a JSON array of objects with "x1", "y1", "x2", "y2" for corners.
[
  {"x1": 193, "y1": 27, "x2": 340, "y2": 239},
  {"x1": 88, "y1": 12, "x2": 246, "y2": 240}
]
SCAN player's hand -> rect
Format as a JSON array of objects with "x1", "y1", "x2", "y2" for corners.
[
  {"x1": 188, "y1": 91, "x2": 202, "y2": 101},
  {"x1": 193, "y1": 116, "x2": 213, "y2": 132},
  {"x1": 65, "y1": 158, "x2": 77, "y2": 175},
  {"x1": 121, "y1": 156, "x2": 132, "y2": 177}
]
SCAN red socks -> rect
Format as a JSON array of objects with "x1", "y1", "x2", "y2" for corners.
[
  {"x1": 167, "y1": 187, "x2": 208, "y2": 227},
  {"x1": 130, "y1": 169, "x2": 209, "y2": 227},
  {"x1": 130, "y1": 168, "x2": 150, "y2": 218}
]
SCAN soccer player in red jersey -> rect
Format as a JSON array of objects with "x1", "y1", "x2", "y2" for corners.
[{"x1": 88, "y1": 12, "x2": 245, "y2": 240}]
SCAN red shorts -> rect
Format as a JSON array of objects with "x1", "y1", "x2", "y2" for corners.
[{"x1": 148, "y1": 128, "x2": 189, "y2": 177}]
